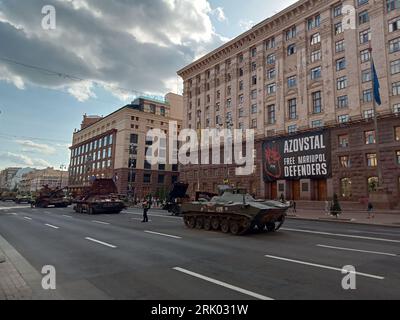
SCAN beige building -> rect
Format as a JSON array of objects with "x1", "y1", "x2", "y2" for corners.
[
  {"x1": 69, "y1": 93, "x2": 183, "y2": 199},
  {"x1": 19, "y1": 168, "x2": 68, "y2": 193},
  {"x1": 178, "y1": 0, "x2": 400, "y2": 203},
  {"x1": 0, "y1": 167, "x2": 21, "y2": 190}
]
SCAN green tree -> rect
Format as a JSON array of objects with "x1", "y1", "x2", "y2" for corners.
[{"x1": 330, "y1": 193, "x2": 342, "y2": 217}]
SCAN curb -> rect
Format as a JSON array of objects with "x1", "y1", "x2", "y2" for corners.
[{"x1": 287, "y1": 216, "x2": 400, "y2": 228}]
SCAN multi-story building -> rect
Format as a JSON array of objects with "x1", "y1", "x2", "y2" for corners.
[
  {"x1": 19, "y1": 168, "x2": 68, "y2": 193},
  {"x1": 68, "y1": 93, "x2": 183, "y2": 199},
  {"x1": 178, "y1": 0, "x2": 400, "y2": 204},
  {"x1": 0, "y1": 167, "x2": 21, "y2": 190}
]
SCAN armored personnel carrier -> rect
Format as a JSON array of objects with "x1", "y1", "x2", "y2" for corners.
[
  {"x1": 31, "y1": 186, "x2": 70, "y2": 208},
  {"x1": 181, "y1": 188, "x2": 290, "y2": 235},
  {"x1": 73, "y1": 179, "x2": 125, "y2": 214},
  {"x1": 0, "y1": 191, "x2": 17, "y2": 202}
]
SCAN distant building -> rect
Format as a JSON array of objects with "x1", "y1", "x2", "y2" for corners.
[
  {"x1": 0, "y1": 167, "x2": 21, "y2": 190},
  {"x1": 68, "y1": 93, "x2": 183, "y2": 199},
  {"x1": 19, "y1": 168, "x2": 68, "y2": 193}
]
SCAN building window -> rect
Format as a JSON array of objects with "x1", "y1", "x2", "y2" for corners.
[
  {"x1": 358, "y1": 11, "x2": 369, "y2": 25},
  {"x1": 158, "y1": 164, "x2": 165, "y2": 171},
  {"x1": 394, "y1": 104, "x2": 400, "y2": 114},
  {"x1": 335, "y1": 22, "x2": 343, "y2": 35},
  {"x1": 287, "y1": 76, "x2": 297, "y2": 88},
  {"x1": 251, "y1": 62, "x2": 257, "y2": 72},
  {"x1": 158, "y1": 175, "x2": 165, "y2": 184},
  {"x1": 333, "y1": 4, "x2": 342, "y2": 17},
  {"x1": 395, "y1": 126, "x2": 400, "y2": 140},
  {"x1": 312, "y1": 91, "x2": 322, "y2": 113},
  {"x1": 251, "y1": 119, "x2": 257, "y2": 129},
  {"x1": 251, "y1": 47, "x2": 257, "y2": 58},
  {"x1": 388, "y1": 0, "x2": 400, "y2": 11},
  {"x1": 310, "y1": 33, "x2": 321, "y2": 45},
  {"x1": 338, "y1": 114, "x2": 350, "y2": 123},
  {"x1": 266, "y1": 37, "x2": 276, "y2": 49},
  {"x1": 239, "y1": 108, "x2": 244, "y2": 118},
  {"x1": 251, "y1": 104, "x2": 258, "y2": 114},
  {"x1": 359, "y1": 29, "x2": 371, "y2": 44},
  {"x1": 336, "y1": 58, "x2": 346, "y2": 71},
  {"x1": 389, "y1": 17, "x2": 400, "y2": 32},
  {"x1": 288, "y1": 125, "x2": 297, "y2": 134},
  {"x1": 366, "y1": 153, "x2": 378, "y2": 167},
  {"x1": 288, "y1": 99, "x2": 297, "y2": 120},
  {"x1": 287, "y1": 44, "x2": 296, "y2": 56},
  {"x1": 360, "y1": 49, "x2": 371, "y2": 62},
  {"x1": 251, "y1": 89, "x2": 257, "y2": 99},
  {"x1": 368, "y1": 177, "x2": 379, "y2": 192},
  {"x1": 337, "y1": 76, "x2": 348, "y2": 90},
  {"x1": 391, "y1": 59, "x2": 400, "y2": 74},
  {"x1": 393, "y1": 81, "x2": 400, "y2": 95},
  {"x1": 389, "y1": 37, "x2": 400, "y2": 53},
  {"x1": 340, "y1": 156, "x2": 351, "y2": 168},
  {"x1": 267, "y1": 105, "x2": 276, "y2": 124},
  {"x1": 358, "y1": 0, "x2": 369, "y2": 6},
  {"x1": 308, "y1": 15, "x2": 321, "y2": 30},
  {"x1": 339, "y1": 134, "x2": 349, "y2": 148},
  {"x1": 312, "y1": 120, "x2": 323, "y2": 128},
  {"x1": 311, "y1": 66, "x2": 322, "y2": 80},
  {"x1": 365, "y1": 130, "x2": 376, "y2": 144},
  {"x1": 267, "y1": 53, "x2": 276, "y2": 65},
  {"x1": 239, "y1": 94, "x2": 244, "y2": 104},
  {"x1": 267, "y1": 68, "x2": 276, "y2": 80},
  {"x1": 335, "y1": 40, "x2": 345, "y2": 53},
  {"x1": 341, "y1": 178, "x2": 352, "y2": 198},
  {"x1": 267, "y1": 83, "x2": 276, "y2": 95},
  {"x1": 310, "y1": 49, "x2": 322, "y2": 62},
  {"x1": 364, "y1": 109, "x2": 374, "y2": 119},
  {"x1": 396, "y1": 150, "x2": 400, "y2": 165},
  {"x1": 362, "y1": 69, "x2": 372, "y2": 82},
  {"x1": 143, "y1": 174, "x2": 151, "y2": 184},
  {"x1": 227, "y1": 98, "x2": 232, "y2": 108},
  {"x1": 337, "y1": 95, "x2": 349, "y2": 108},
  {"x1": 252, "y1": 75, "x2": 257, "y2": 85},
  {"x1": 286, "y1": 25, "x2": 297, "y2": 40},
  {"x1": 363, "y1": 89, "x2": 373, "y2": 103}
]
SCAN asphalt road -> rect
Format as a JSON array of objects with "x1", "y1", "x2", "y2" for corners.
[{"x1": 0, "y1": 201, "x2": 399, "y2": 300}]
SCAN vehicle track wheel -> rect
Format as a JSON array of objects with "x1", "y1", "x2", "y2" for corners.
[
  {"x1": 204, "y1": 218, "x2": 211, "y2": 231},
  {"x1": 89, "y1": 207, "x2": 95, "y2": 215},
  {"x1": 257, "y1": 223, "x2": 265, "y2": 232},
  {"x1": 183, "y1": 216, "x2": 190, "y2": 227},
  {"x1": 221, "y1": 220, "x2": 230, "y2": 233},
  {"x1": 229, "y1": 221, "x2": 240, "y2": 235},
  {"x1": 195, "y1": 217, "x2": 204, "y2": 229},
  {"x1": 211, "y1": 217, "x2": 220, "y2": 230},
  {"x1": 275, "y1": 216, "x2": 285, "y2": 231},
  {"x1": 266, "y1": 222, "x2": 276, "y2": 232},
  {"x1": 187, "y1": 216, "x2": 196, "y2": 229}
]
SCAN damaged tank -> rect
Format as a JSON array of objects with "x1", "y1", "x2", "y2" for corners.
[
  {"x1": 73, "y1": 179, "x2": 125, "y2": 214},
  {"x1": 181, "y1": 188, "x2": 290, "y2": 235},
  {"x1": 31, "y1": 186, "x2": 70, "y2": 208}
]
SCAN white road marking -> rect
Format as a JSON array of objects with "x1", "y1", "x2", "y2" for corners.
[
  {"x1": 132, "y1": 218, "x2": 152, "y2": 222},
  {"x1": 45, "y1": 224, "x2": 59, "y2": 230},
  {"x1": 173, "y1": 267, "x2": 274, "y2": 300},
  {"x1": 6, "y1": 212, "x2": 17, "y2": 216},
  {"x1": 0, "y1": 206, "x2": 30, "y2": 211},
  {"x1": 316, "y1": 244, "x2": 398, "y2": 257},
  {"x1": 264, "y1": 255, "x2": 385, "y2": 280},
  {"x1": 282, "y1": 228, "x2": 400, "y2": 244},
  {"x1": 145, "y1": 231, "x2": 182, "y2": 239},
  {"x1": 85, "y1": 237, "x2": 117, "y2": 249},
  {"x1": 347, "y1": 230, "x2": 400, "y2": 237},
  {"x1": 92, "y1": 220, "x2": 110, "y2": 225},
  {"x1": 62, "y1": 215, "x2": 73, "y2": 218},
  {"x1": 23, "y1": 217, "x2": 32, "y2": 220}
]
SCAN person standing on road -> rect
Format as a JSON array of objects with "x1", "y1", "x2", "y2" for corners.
[
  {"x1": 367, "y1": 201, "x2": 375, "y2": 219},
  {"x1": 142, "y1": 199, "x2": 150, "y2": 223}
]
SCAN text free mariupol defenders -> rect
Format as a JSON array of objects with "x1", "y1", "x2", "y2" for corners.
[{"x1": 283, "y1": 134, "x2": 329, "y2": 178}]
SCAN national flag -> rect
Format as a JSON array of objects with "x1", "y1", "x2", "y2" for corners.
[{"x1": 372, "y1": 61, "x2": 382, "y2": 106}]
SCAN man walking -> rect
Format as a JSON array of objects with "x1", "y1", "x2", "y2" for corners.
[{"x1": 142, "y1": 198, "x2": 151, "y2": 223}]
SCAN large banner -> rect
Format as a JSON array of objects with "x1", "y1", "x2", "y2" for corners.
[{"x1": 262, "y1": 130, "x2": 331, "y2": 182}]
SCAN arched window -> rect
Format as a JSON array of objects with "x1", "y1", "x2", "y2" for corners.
[{"x1": 340, "y1": 178, "x2": 352, "y2": 198}]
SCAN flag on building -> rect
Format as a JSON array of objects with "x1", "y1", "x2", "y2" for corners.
[{"x1": 372, "y1": 61, "x2": 382, "y2": 106}]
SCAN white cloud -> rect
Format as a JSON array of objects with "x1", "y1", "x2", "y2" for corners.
[
  {"x1": 0, "y1": 0, "x2": 228, "y2": 101},
  {"x1": 0, "y1": 152, "x2": 51, "y2": 168},
  {"x1": 211, "y1": 7, "x2": 227, "y2": 22},
  {"x1": 16, "y1": 140, "x2": 56, "y2": 155}
]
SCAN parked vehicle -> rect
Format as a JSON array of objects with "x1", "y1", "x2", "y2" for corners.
[
  {"x1": 14, "y1": 194, "x2": 33, "y2": 204},
  {"x1": 0, "y1": 191, "x2": 17, "y2": 202},
  {"x1": 73, "y1": 179, "x2": 125, "y2": 214}
]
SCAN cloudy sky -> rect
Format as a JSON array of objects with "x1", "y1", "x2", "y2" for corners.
[{"x1": 0, "y1": 0, "x2": 297, "y2": 170}]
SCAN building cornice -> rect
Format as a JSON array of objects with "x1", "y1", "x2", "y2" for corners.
[{"x1": 177, "y1": 0, "x2": 331, "y2": 79}]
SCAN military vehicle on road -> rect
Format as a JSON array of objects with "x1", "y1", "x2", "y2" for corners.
[
  {"x1": 31, "y1": 186, "x2": 71, "y2": 208},
  {"x1": 181, "y1": 187, "x2": 290, "y2": 235}
]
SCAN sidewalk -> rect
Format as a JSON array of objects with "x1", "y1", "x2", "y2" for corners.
[
  {"x1": 287, "y1": 208, "x2": 400, "y2": 228},
  {"x1": 0, "y1": 247, "x2": 33, "y2": 300}
]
